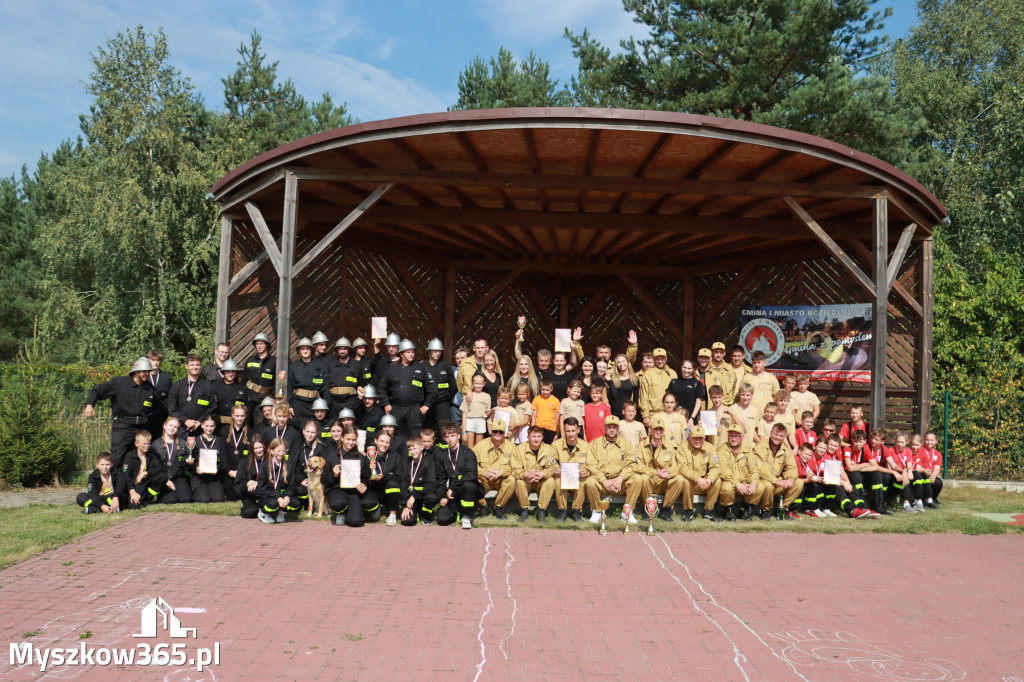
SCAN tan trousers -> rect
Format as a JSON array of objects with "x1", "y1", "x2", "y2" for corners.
[
  {"x1": 759, "y1": 479, "x2": 803, "y2": 510},
  {"x1": 648, "y1": 475, "x2": 685, "y2": 509},
  {"x1": 516, "y1": 477, "x2": 555, "y2": 509},
  {"x1": 582, "y1": 474, "x2": 647, "y2": 510},
  {"x1": 480, "y1": 475, "x2": 516, "y2": 508}
]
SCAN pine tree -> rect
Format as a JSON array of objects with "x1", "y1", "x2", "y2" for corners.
[{"x1": 451, "y1": 47, "x2": 571, "y2": 110}]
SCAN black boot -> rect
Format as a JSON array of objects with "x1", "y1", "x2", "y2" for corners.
[
  {"x1": 556, "y1": 509, "x2": 567, "y2": 522},
  {"x1": 537, "y1": 509, "x2": 547, "y2": 523}
]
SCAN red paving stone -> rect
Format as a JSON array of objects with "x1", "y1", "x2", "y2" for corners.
[{"x1": 1, "y1": 513, "x2": 1023, "y2": 681}]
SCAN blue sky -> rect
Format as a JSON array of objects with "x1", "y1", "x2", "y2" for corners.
[{"x1": 0, "y1": 0, "x2": 919, "y2": 179}]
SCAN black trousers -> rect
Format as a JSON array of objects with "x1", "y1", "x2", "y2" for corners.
[
  {"x1": 109, "y1": 423, "x2": 140, "y2": 470},
  {"x1": 400, "y1": 493, "x2": 436, "y2": 526},
  {"x1": 260, "y1": 495, "x2": 302, "y2": 514},
  {"x1": 837, "y1": 486, "x2": 867, "y2": 516},
  {"x1": 881, "y1": 473, "x2": 915, "y2": 504},
  {"x1": 292, "y1": 398, "x2": 315, "y2": 423},
  {"x1": 158, "y1": 476, "x2": 193, "y2": 504},
  {"x1": 191, "y1": 476, "x2": 225, "y2": 503},
  {"x1": 913, "y1": 472, "x2": 943, "y2": 500},
  {"x1": 436, "y1": 481, "x2": 481, "y2": 525},
  {"x1": 847, "y1": 470, "x2": 883, "y2": 510},
  {"x1": 240, "y1": 496, "x2": 260, "y2": 519},
  {"x1": 796, "y1": 481, "x2": 821, "y2": 511},
  {"x1": 390, "y1": 404, "x2": 423, "y2": 438},
  {"x1": 77, "y1": 492, "x2": 125, "y2": 510},
  {"x1": 327, "y1": 487, "x2": 381, "y2": 527},
  {"x1": 426, "y1": 400, "x2": 453, "y2": 431}
]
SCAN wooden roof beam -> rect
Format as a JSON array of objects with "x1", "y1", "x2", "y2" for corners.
[
  {"x1": 292, "y1": 183, "x2": 393, "y2": 276},
  {"x1": 449, "y1": 258, "x2": 690, "y2": 278}
]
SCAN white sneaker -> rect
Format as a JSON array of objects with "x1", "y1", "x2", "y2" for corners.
[
  {"x1": 258, "y1": 510, "x2": 275, "y2": 524},
  {"x1": 589, "y1": 511, "x2": 603, "y2": 524},
  {"x1": 823, "y1": 509, "x2": 837, "y2": 517},
  {"x1": 904, "y1": 503, "x2": 918, "y2": 514},
  {"x1": 276, "y1": 511, "x2": 286, "y2": 523},
  {"x1": 621, "y1": 512, "x2": 638, "y2": 524},
  {"x1": 914, "y1": 500, "x2": 925, "y2": 511},
  {"x1": 386, "y1": 513, "x2": 397, "y2": 527},
  {"x1": 461, "y1": 517, "x2": 472, "y2": 530}
]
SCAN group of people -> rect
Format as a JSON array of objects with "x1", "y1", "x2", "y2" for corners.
[{"x1": 78, "y1": 328, "x2": 945, "y2": 527}]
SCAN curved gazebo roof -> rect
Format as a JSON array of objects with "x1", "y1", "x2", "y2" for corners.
[{"x1": 211, "y1": 108, "x2": 944, "y2": 432}]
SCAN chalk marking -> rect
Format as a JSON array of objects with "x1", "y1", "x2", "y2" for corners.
[
  {"x1": 499, "y1": 530, "x2": 518, "y2": 661},
  {"x1": 472, "y1": 530, "x2": 494, "y2": 682},
  {"x1": 651, "y1": 534, "x2": 813, "y2": 682},
  {"x1": 768, "y1": 629, "x2": 967, "y2": 680},
  {"x1": 174, "y1": 608, "x2": 206, "y2": 614}
]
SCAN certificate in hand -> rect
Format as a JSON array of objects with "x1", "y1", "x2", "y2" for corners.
[
  {"x1": 699, "y1": 410, "x2": 719, "y2": 433},
  {"x1": 823, "y1": 460, "x2": 843, "y2": 486},
  {"x1": 357, "y1": 429, "x2": 367, "y2": 452},
  {"x1": 341, "y1": 459, "x2": 362, "y2": 488},
  {"x1": 197, "y1": 448, "x2": 218, "y2": 475},
  {"x1": 554, "y1": 328, "x2": 572, "y2": 353},
  {"x1": 371, "y1": 317, "x2": 388, "y2": 339},
  {"x1": 561, "y1": 462, "x2": 580, "y2": 490}
]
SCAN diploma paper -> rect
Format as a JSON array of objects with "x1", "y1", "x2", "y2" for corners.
[
  {"x1": 554, "y1": 328, "x2": 572, "y2": 353},
  {"x1": 823, "y1": 460, "x2": 843, "y2": 486},
  {"x1": 371, "y1": 317, "x2": 388, "y2": 339},
  {"x1": 492, "y1": 409, "x2": 512, "y2": 433},
  {"x1": 561, "y1": 462, "x2": 580, "y2": 490},
  {"x1": 700, "y1": 410, "x2": 719, "y2": 433},
  {"x1": 197, "y1": 448, "x2": 218, "y2": 475},
  {"x1": 341, "y1": 459, "x2": 362, "y2": 488},
  {"x1": 357, "y1": 429, "x2": 367, "y2": 453}
]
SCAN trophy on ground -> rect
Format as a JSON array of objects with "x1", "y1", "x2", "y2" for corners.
[
  {"x1": 598, "y1": 497, "x2": 610, "y2": 536},
  {"x1": 622, "y1": 503, "x2": 632, "y2": 535},
  {"x1": 645, "y1": 496, "x2": 659, "y2": 536}
]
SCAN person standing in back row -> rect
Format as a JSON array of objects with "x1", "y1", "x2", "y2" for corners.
[
  {"x1": 83, "y1": 357, "x2": 158, "y2": 469},
  {"x1": 168, "y1": 353, "x2": 218, "y2": 439},
  {"x1": 243, "y1": 333, "x2": 276, "y2": 429},
  {"x1": 380, "y1": 339, "x2": 436, "y2": 438},
  {"x1": 288, "y1": 337, "x2": 329, "y2": 422}
]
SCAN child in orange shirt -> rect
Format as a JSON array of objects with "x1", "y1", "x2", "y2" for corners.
[{"x1": 531, "y1": 378, "x2": 560, "y2": 444}]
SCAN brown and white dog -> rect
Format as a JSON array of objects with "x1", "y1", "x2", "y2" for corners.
[{"x1": 306, "y1": 455, "x2": 327, "y2": 517}]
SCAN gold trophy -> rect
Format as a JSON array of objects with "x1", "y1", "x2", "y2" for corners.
[
  {"x1": 598, "y1": 497, "x2": 610, "y2": 535},
  {"x1": 367, "y1": 445, "x2": 382, "y2": 481},
  {"x1": 645, "y1": 497, "x2": 659, "y2": 536},
  {"x1": 622, "y1": 503, "x2": 632, "y2": 535}
]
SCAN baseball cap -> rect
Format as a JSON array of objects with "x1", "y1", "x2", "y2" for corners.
[
  {"x1": 697, "y1": 348, "x2": 712, "y2": 358},
  {"x1": 711, "y1": 342, "x2": 726, "y2": 351},
  {"x1": 689, "y1": 425, "x2": 706, "y2": 438},
  {"x1": 604, "y1": 415, "x2": 620, "y2": 426},
  {"x1": 650, "y1": 414, "x2": 667, "y2": 430},
  {"x1": 652, "y1": 348, "x2": 667, "y2": 358},
  {"x1": 489, "y1": 419, "x2": 508, "y2": 433},
  {"x1": 726, "y1": 425, "x2": 744, "y2": 434}
]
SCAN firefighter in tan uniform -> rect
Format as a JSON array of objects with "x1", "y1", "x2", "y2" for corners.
[
  {"x1": 474, "y1": 419, "x2": 516, "y2": 519},
  {"x1": 638, "y1": 348, "x2": 677, "y2": 427},
  {"x1": 512, "y1": 425, "x2": 557, "y2": 523},
  {"x1": 550, "y1": 417, "x2": 591, "y2": 522},
  {"x1": 638, "y1": 414, "x2": 686, "y2": 522},
  {"x1": 582, "y1": 416, "x2": 648, "y2": 524},
  {"x1": 679, "y1": 425, "x2": 721, "y2": 522},
  {"x1": 752, "y1": 422, "x2": 803, "y2": 520},
  {"x1": 711, "y1": 424, "x2": 743, "y2": 522},
  {"x1": 721, "y1": 424, "x2": 765, "y2": 521},
  {"x1": 706, "y1": 342, "x2": 737, "y2": 406}
]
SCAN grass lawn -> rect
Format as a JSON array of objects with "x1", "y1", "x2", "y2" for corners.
[{"x1": 1, "y1": 485, "x2": 1021, "y2": 571}]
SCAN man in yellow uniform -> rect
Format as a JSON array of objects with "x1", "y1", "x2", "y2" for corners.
[
  {"x1": 473, "y1": 419, "x2": 516, "y2": 519},
  {"x1": 512, "y1": 425, "x2": 557, "y2": 523},
  {"x1": 582, "y1": 416, "x2": 648, "y2": 524},
  {"x1": 679, "y1": 425, "x2": 720, "y2": 522},
  {"x1": 742, "y1": 350, "x2": 780, "y2": 413},
  {"x1": 706, "y1": 342, "x2": 737, "y2": 406},
  {"x1": 752, "y1": 423, "x2": 803, "y2": 520},
  {"x1": 638, "y1": 414, "x2": 685, "y2": 522},
  {"x1": 720, "y1": 424, "x2": 765, "y2": 521},
  {"x1": 550, "y1": 417, "x2": 591, "y2": 522},
  {"x1": 639, "y1": 348, "x2": 677, "y2": 428},
  {"x1": 712, "y1": 424, "x2": 744, "y2": 522}
]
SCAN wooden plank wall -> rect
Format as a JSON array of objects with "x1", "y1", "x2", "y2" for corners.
[{"x1": 226, "y1": 224, "x2": 925, "y2": 431}]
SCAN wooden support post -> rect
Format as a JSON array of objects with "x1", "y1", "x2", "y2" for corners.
[
  {"x1": 559, "y1": 296, "x2": 569, "y2": 329},
  {"x1": 227, "y1": 252, "x2": 269, "y2": 295},
  {"x1": 338, "y1": 245, "x2": 349, "y2": 338},
  {"x1": 274, "y1": 173, "x2": 298, "y2": 399},
  {"x1": 244, "y1": 202, "x2": 283, "y2": 274},
  {"x1": 215, "y1": 216, "x2": 233, "y2": 345},
  {"x1": 886, "y1": 223, "x2": 917, "y2": 294},
  {"x1": 444, "y1": 266, "x2": 456, "y2": 354},
  {"x1": 917, "y1": 238, "x2": 934, "y2": 432},
  {"x1": 683, "y1": 271, "x2": 694, "y2": 359},
  {"x1": 870, "y1": 195, "x2": 888, "y2": 430},
  {"x1": 783, "y1": 195, "x2": 876, "y2": 297}
]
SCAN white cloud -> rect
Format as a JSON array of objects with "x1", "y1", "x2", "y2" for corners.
[
  {"x1": 375, "y1": 36, "x2": 398, "y2": 61},
  {"x1": 474, "y1": 0, "x2": 644, "y2": 49}
]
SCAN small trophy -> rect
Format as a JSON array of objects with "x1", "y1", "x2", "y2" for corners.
[
  {"x1": 515, "y1": 315, "x2": 526, "y2": 341},
  {"x1": 276, "y1": 370, "x2": 287, "y2": 399},
  {"x1": 645, "y1": 497, "x2": 659, "y2": 536},
  {"x1": 622, "y1": 503, "x2": 632, "y2": 535},
  {"x1": 598, "y1": 497, "x2": 610, "y2": 536},
  {"x1": 367, "y1": 445, "x2": 382, "y2": 481},
  {"x1": 185, "y1": 436, "x2": 196, "y2": 465}
]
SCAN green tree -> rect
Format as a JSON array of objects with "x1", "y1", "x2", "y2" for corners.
[
  {"x1": 37, "y1": 27, "x2": 220, "y2": 362},
  {"x1": 451, "y1": 46, "x2": 571, "y2": 110},
  {"x1": 0, "y1": 173, "x2": 45, "y2": 359},
  {"x1": 564, "y1": 0, "x2": 923, "y2": 161},
  {"x1": 220, "y1": 32, "x2": 355, "y2": 161},
  {"x1": 888, "y1": 0, "x2": 1024, "y2": 386}
]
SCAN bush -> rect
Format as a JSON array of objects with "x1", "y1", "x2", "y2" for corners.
[{"x1": 0, "y1": 330, "x2": 73, "y2": 486}]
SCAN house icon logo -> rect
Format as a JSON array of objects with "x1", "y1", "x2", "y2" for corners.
[{"x1": 133, "y1": 597, "x2": 197, "y2": 639}]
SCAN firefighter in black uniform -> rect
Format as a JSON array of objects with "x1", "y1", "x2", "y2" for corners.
[
  {"x1": 288, "y1": 337, "x2": 329, "y2": 423},
  {"x1": 310, "y1": 398, "x2": 333, "y2": 442},
  {"x1": 351, "y1": 337, "x2": 374, "y2": 389},
  {"x1": 380, "y1": 339, "x2": 436, "y2": 438},
  {"x1": 153, "y1": 424, "x2": 190, "y2": 505},
  {"x1": 398, "y1": 434, "x2": 438, "y2": 526},
  {"x1": 371, "y1": 332, "x2": 402, "y2": 387},
  {"x1": 311, "y1": 331, "x2": 331, "y2": 361},
  {"x1": 83, "y1": 357, "x2": 158, "y2": 469},
  {"x1": 167, "y1": 353, "x2": 218, "y2": 438},
  {"x1": 355, "y1": 385, "x2": 385, "y2": 438},
  {"x1": 435, "y1": 422, "x2": 481, "y2": 529},
  {"x1": 322, "y1": 424, "x2": 377, "y2": 527},
  {"x1": 243, "y1": 332, "x2": 276, "y2": 428},
  {"x1": 144, "y1": 350, "x2": 173, "y2": 440},
  {"x1": 327, "y1": 337, "x2": 361, "y2": 419},
  {"x1": 213, "y1": 359, "x2": 248, "y2": 438},
  {"x1": 424, "y1": 338, "x2": 456, "y2": 431}
]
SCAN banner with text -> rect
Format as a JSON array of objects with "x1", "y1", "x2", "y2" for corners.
[{"x1": 738, "y1": 304, "x2": 873, "y2": 382}]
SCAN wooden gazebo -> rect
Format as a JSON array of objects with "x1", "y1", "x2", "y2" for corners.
[{"x1": 209, "y1": 108, "x2": 946, "y2": 431}]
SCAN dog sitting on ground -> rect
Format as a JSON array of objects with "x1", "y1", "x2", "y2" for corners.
[{"x1": 305, "y1": 455, "x2": 327, "y2": 517}]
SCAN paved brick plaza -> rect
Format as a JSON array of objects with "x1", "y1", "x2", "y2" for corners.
[{"x1": 1, "y1": 513, "x2": 1022, "y2": 681}]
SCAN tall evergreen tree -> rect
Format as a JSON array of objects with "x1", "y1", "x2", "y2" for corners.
[
  {"x1": 564, "y1": 0, "x2": 922, "y2": 162},
  {"x1": 451, "y1": 47, "x2": 571, "y2": 110}
]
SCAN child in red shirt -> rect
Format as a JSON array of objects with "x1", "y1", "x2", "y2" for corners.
[
  {"x1": 839, "y1": 406, "x2": 868, "y2": 445},
  {"x1": 793, "y1": 411, "x2": 817, "y2": 448},
  {"x1": 583, "y1": 381, "x2": 611, "y2": 443},
  {"x1": 913, "y1": 431, "x2": 944, "y2": 508},
  {"x1": 884, "y1": 430, "x2": 918, "y2": 513}
]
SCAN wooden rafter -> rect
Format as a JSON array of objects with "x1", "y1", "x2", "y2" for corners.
[
  {"x1": 782, "y1": 196, "x2": 876, "y2": 297},
  {"x1": 227, "y1": 252, "x2": 270, "y2": 295},
  {"x1": 244, "y1": 202, "x2": 283, "y2": 274},
  {"x1": 845, "y1": 239, "x2": 923, "y2": 317},
  {"x1": 886, "y1": 223, "x2": 917, "y2": 293},
  {"x1": 292, "y1": 183, "x2": 393, "y2": 276}
]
